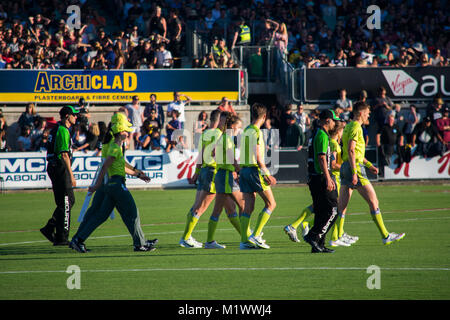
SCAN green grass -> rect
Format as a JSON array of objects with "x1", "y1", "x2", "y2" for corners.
[{"x1": 0, "y1": 184, "x2": 449, "y2": 300}]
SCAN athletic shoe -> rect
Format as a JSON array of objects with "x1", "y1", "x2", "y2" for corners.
[
  {"x1": 248, "y1": 234, "x2": 270, "y2": 249},
  {"x1": 239, "y1": 242, "x2": 258, "y2": 250},
  {"x1": 145, "y1": 239, "x2": 158, "y2": 248},
  {"x1": 383, "y1": 232, "x2": 406, "y2": 245},
  {"x1": 179, "y1": 237, "x2": 203, "y2": 248},
  {"x1": 284, "y1": 225, "x2": 300, "y2": 243},
  {"x1": 329, "y1": 238, "x2": 351, "y2": 247},
  {"x1": 205, "y1": 241, "x2": 226, "y2": 249},
  {"x1": 69, "y1": 237, "x2": 88, "y2": 253},
  {"x1": 320, "y1": 246, "x2": 335, "y2": 253},
  {"x1": 39, "y1": 226, "x2": 55, "y2": 244},
  {"x1": 342, "y1": 232, "x2": 359, "y2": 243},
  {"x1": 134, "y1": 245, "x2": 156, "y2": 252},
  {"x1": 303, "y1": 233, "x2": 323, "y2": 253},
  {"x1": 301, "y1": 222, "x2": 310, "y2": 237}
]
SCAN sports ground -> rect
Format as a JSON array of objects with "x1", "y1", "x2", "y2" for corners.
[{"x1": 0, "y1": 183, "x2": 449, "y2": 300}]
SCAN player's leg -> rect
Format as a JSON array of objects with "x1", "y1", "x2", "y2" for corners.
[
  {"x1": 253, "y1": 188, "x2": 276, "y2": 238},
  {"x1": 240, "y1": 192, "x2": 256, "y2": 245},
  {"x1": 285, "y1": 204, "x2": 313, "y2": 243},
  {"x1": 355, "y1": 182, "x2": 405, "y2": 244}
]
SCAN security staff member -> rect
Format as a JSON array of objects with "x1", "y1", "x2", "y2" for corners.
[
  {"x1": 40, "y1": 105, "x2": 78, "y2": 245},
  {"x1": 303, "y1": 109, "x2": 340, "y2": 253},
  {"x1": 231, "y1": 17, "x2": 251, "y2": 49}
]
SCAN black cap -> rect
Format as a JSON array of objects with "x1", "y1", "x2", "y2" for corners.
[
  {"x1": 319, "y1": 109, "x2": 340, "y2": 121},
  {"x1": 59, "y1": 105, "x2": 79, "y2": 118}
]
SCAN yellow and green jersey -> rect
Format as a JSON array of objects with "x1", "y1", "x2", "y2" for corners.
[
  {"x1": 240, "y1": 124, "x2": 264, "y2": 168},
  {"x1": 330, "y1": 138, "x2": 342, "y2": 179},
  {"x1": 198, "y1": 128, "x2": 222, "y2": 168},
  {"x1": 106, "y1": 142, "x2": 125, "y2": 178},
  {"x1": 342, "y1": 121, "x2": 365, "y2": 164},
  {"x1": 215, "y1": 132, "x2": 235, "y2": 172}
]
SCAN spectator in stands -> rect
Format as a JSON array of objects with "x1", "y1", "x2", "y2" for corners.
[
  {"x1": 144, "y1": 94, "x2": 164, "y2": 128},
  {"x1": 18, "y1": 103, "x2": 37, "y2": 131},
  {"x1": 376, "y1": 112, "x2": 404, "y2": 173},
  {"x1": 283, "y1": 114, "x2": 306, "y2": 151},
  {"x1": 74, "y1": 123, "x2": 99, "y2": 152},
  {"x1": 136, "y1": 125, "x2": 151, "y2": 150},
  {"x1": 194, "y1": 111, "x2": 208, "y2": 148},
  {"x1": 402, "y1": 104, "x2": 420, "y2": 144},
  {"x1": 274, "y1": 22, "x2": 288, "y2": 57},
  {"x1": 149, "y1": 5, "x2": 167, "y2": 38},
  {"x1": 30, "y1": 116, "x2": 46, "y2": 149},
  {"x1": 335, "y1": 88, "x2": 352, "y2": 121},
  {"x1": 430, "y1": 48, "x2": 445, "y2": 66},
  {"x1": 126, "y1": 95, "x2": 145, "y2": 147},
  {"x1": 16, "y1": 125, "x2": 32, "y2": 152},
  {"x1": 293, "y1": 103, "x2": 310, "y2": 136},
  {"x1": 167, "y1": 9, "x2": 182, "y2": 67},
  {"x1": 258, "y1": 18, "x2": 278, "y2": 46},
  {"x1": 427, "y1": 95, "x2": 445, "y2": 124},
  {"x1": 436, "y1": 108, "x2": 450, "y2": 151},
  {"x1": 373, "y1": 86, "x2": 394, "y2": 130},
  {"x1": 166, "y1": 110, "x2": 182, "y2": 152},
  {"x1": 330, "y1": 49, "x2": 347, "y2": 67},
  {"x1": 0, "y1": 113, "x2": 8, "y2": 152},
  {"x1": 167, "y1": 92, "x2": 191, "y2": 129},
  {"x1": 217, "y1": 97, "x2": 237, "y2": 115},
  {"x1": 279, "y1": 104, "x2": 294, "y2": 146},
  {"x1": 154, "y1": 42, "x2": 173, "y2": 68},
  {"x1": 231, "y1": 17, "x2": 251, "y2": 49},
  {"x1": 412, "y1": 116, "x2": 445, "y2": 158}
]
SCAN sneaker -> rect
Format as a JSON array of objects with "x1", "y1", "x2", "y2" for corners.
[
  {"x1": 69, "y1": 237, "x2": 88, "y2": 253},
  {"x1": 179, "y1": 237, "x2": 203, "y2": 248},
  {"x1": 145, "y1": 239, "x2": 158, "y2": 248},
  {"x1": 40, "y1": 226, "x2": 55, "y2": 244},
  {"x1": 239, "y1": 242, "x2": 258, "y2": 250},
  {"x1": 301, "y1": 222, "x2": 310, "y2": 237},
  {"x1": 248, "y1": 234, "x2": 270, "y2": 249},
  {"x1": 134, "y1": 245, "x2": 156, "y2": 252},
  {"x1": 329, "y1": 238, "x2": 351, "y2": 247},
  {"x1": 205, "y1": 241, "x2": 226, "y2": 249},
  {"x1": 383, "y1": 232, "x2": 406, "y2": 245},
  {"x1": 342, "y1": 232, "x2": 359, "y2": 243},
  {"x1": 284, "y1": 225, "x2": 300, "y2": 243}
]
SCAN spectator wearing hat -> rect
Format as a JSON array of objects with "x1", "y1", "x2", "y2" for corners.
[
  {"x1": 40, "y1": 105, "x2": 79, "y2": 246},
  {"x1": 412, "y1": 116, "x2": 445, "y2": 158}
]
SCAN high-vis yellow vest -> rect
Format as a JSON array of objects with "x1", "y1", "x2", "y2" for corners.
[{"x1": 239, "y1": 25, "x2": 251, "y2": 44}]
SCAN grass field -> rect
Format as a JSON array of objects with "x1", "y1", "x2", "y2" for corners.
[{"x1": 0, "y1": 183, "x2": 449, "y2": 300}]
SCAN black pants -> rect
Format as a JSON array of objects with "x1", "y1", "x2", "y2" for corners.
[
  {"x1": 307, "y1": 174, "x2": 338, "y2": 245},
  {"x1": 44, "y1": 161, "x2": 75, "y2": 242}
]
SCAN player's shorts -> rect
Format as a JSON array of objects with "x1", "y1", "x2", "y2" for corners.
[
  {"x1": 214, "y1": 169, "x2": 239, "y2": 194},
  {"x1": 239, "y1": 166, "x2": 271, "y2": 194},
  {"x1": 197, "y1": 166, "x2": 216, "y2": 194},
  {"x1": 340, "y1": 161, "x2": 370, "y2": 188}
]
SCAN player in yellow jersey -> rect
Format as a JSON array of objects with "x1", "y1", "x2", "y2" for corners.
[
  {"x1": 328, "y1": 120, "x2": 357, "y2": 247},
  {"x1": 339, "y1": 102, "x2": 405, "y2": 245},
  {"x1": 239, "y1": 103, "x2": 277, "y2": 250},
  {"x1": 179, "y1": 111, "x2": 238, "y2": 248}
]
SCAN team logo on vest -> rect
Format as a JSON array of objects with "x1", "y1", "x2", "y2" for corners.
[{"x1": 381, "y1": 70, "x2": 418, "y2": 96}]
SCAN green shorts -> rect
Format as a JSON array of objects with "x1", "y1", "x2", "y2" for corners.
[
  {"x1": 197, "y1": 166, "x2": 216, "y2": 194},
  {"x1": 239, "y1": 166, "x2": 270, "y2": 193},
  {"x1": 214, "y1": 169, "x2": 239, "y2": 194},
  {"x1": 340, "y1": 161, "x2": 370, "y2": 188}
]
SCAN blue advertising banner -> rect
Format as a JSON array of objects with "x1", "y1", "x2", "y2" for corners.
[{"x1": 0, "y1": 69, "x2": 240, "y2": 103}]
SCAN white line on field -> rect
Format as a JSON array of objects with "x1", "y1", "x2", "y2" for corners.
[
  {"x1": 0, "y1": 266, "x2": 449, "y2": 275},
  {"x1": 1, "y1": 216, "x2": 450, "y2": 247}
]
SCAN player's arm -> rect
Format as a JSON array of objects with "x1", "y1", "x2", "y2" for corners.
[
  {"x1": 256, "y1": 139, "x2": 274, "y2": 185},
  {"x1": 347, "y1": 139, "x2": 358, "y2": 185},
  {"x1": 124, "y1": 162, "x2": 151, "y2": 182},
  {"x1": 362, "y1": 157, "x2": 378, "y2": 175},
  {"x1": 318, "y1": 154, "x2": 335, "y2": 191},
  {"x1": 331, "y1": 151, "x2": 340, "y2": 171},
  {"x1": 89, "y1": 156, "x2": 114, "y2": 192}
]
